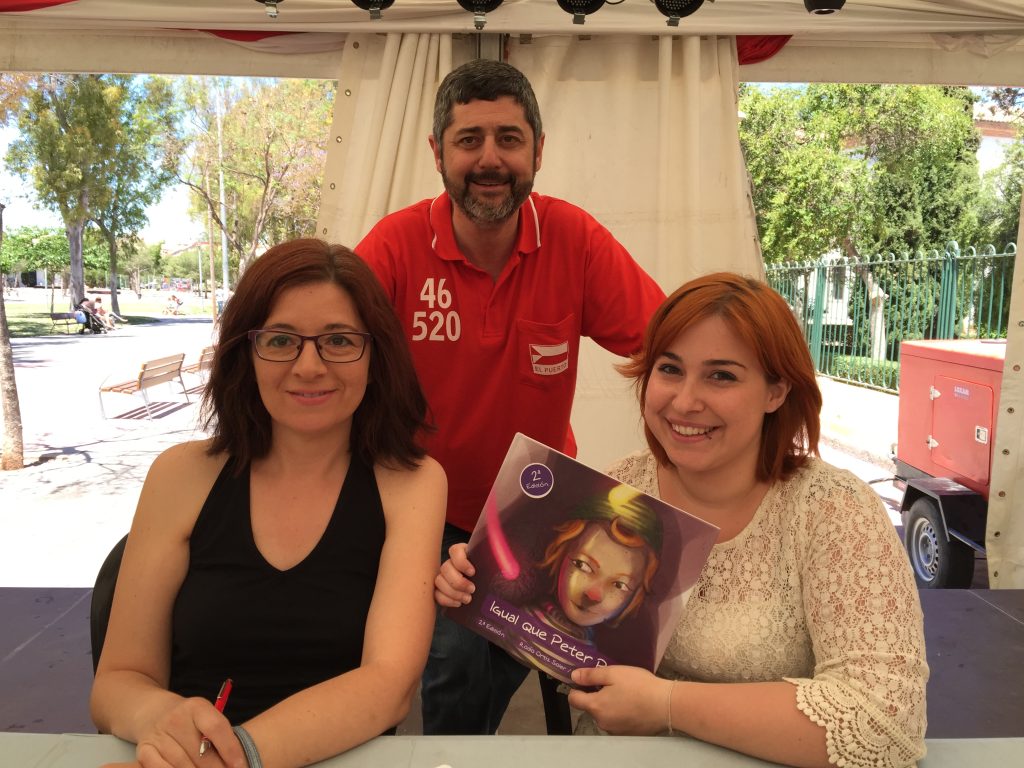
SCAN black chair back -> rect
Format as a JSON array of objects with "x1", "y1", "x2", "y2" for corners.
[{"x1": 90, "y1": 534, "x2": 128, "y2": 674}]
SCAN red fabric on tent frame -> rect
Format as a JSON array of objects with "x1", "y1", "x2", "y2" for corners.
[
  {"x1": 0, "y1": 0, "x2": 75, "y2": 11},
  {"x1": 737, "y1": 35, "x2": 791, "y2": 65}
]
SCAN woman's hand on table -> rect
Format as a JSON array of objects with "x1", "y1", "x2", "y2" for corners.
[
  {"x1": 569, "y1": 665, "x2": 675, "y2": 736},
  {"x1": 102, "y1": 696, "x2": 245, "y2": 768}
]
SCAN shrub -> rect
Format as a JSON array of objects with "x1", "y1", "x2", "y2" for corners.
[{"x1": 828, "y1": 355, "x2": 901, "y2": 391}]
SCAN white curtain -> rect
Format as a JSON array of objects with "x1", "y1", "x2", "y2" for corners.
[
  {"x1": 509, "y1": 34, "x2": 761, "y2": 290},
  {"x1": 318, "y1": 33, "x2": 761, "y2": 469},
  {"x1": 317, "y1": 32, "x2": 456, "y2": 248},
  {"x1": 987, "y1": 203, "x2": 1024, "y2": 589}
]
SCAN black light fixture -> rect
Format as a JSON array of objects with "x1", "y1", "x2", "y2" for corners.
[
  {"x1": 556, "y1": 0, "x2": 606, "y2": 26},
  {"x1": 457, "y1": 0, "x2": 503, "y2": 30},
  {"x1": 804, "y1": 0, "x2": 845, "y2": 14},
  {"x1": 352, "y1": 0, "x2": 395, "y2": 20},
  {"x1": 653, "y1": 0, "x2": 705, "y2": 28},
  {"x1": 254, "y1": 0, "x2": 283, "y2": 18}
]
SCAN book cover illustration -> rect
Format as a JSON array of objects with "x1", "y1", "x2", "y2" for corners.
[{"x1": 446, "y1": 434, "x2": 719, "y2": 685}]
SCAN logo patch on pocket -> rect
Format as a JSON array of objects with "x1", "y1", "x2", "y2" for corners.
[{"x1": 530, "y1": 342, "x2": 569, "y2": 376}]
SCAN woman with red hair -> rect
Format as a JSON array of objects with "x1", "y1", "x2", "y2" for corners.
[
  {"x1": 437, "y1": 272, "x2": 927, "y2": 768},
  {"x1": 568, "y1": 272, "x2": 927, "y2": 767}
]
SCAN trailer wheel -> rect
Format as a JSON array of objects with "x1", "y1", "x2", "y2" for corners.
[{"x1": 904, "y1": 497, "x2": 974, "y2": 589}]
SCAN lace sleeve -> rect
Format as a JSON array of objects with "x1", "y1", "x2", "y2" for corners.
[
  {"x1": 604, "y1": 450, "x2": 659, "y2": 496},
  {"x1": 785, "y1": 466, "x2": 928, "y2": 768}
]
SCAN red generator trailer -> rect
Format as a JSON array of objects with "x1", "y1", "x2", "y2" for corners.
[{"x1": 895, "y1": 338, "x2": 1006, "y2": 588}]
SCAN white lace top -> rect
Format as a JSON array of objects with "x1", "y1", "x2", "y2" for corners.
[{"x1": 599, "y1": 450, "x2": 928, "y2": 768}]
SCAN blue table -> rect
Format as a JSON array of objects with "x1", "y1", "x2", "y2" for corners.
[{"x1": 4, "y1": 733, "x2": 1023, "y2": 767}]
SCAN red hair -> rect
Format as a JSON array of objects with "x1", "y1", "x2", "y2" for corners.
[{"x1": 619, "y1": 272, "x2": 821, "y2": 483}]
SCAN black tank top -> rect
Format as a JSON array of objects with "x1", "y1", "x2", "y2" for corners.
[{"x1": 169, "y1": 455, "x2": 385, "y2": 723}]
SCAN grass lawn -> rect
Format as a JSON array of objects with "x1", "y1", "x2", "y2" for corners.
[{"x1": 1, "y1": 289, "x2": 214, "y2": 338}]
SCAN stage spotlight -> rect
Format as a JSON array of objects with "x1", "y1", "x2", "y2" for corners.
[
  {"x1": 556, "y1": 0, "x2": 606, "y2": 26},
  {"x1": 653, "y1": 0, "x2": 705, "y2": 28},
  {"x1": 352, "y1": 0, "x2": 395, "y2": 20},
  {"x1": 804, "y1": 0, "x2": 845, "y2": 14},
  {"x1": 254, "y1": 0, "x2": 283, "y2": 18},
  {"x1": 457, "y1": 0, "x2": 503, "y2": 30}
]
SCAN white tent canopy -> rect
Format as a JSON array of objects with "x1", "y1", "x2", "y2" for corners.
[
  {"x1": 2, "y1": 1, "x2": 1023, "y2": 589},
  {"x1": 1, "y1": 1, "x2": 1023, "y2": 84}
]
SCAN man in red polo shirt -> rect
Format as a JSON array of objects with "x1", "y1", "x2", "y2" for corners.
[{"x1": 356, "y1": 59, "x2": 664, "y2": 735}]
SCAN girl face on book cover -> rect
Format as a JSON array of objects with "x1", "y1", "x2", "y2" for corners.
[{"x1": 555, "y1": 521, "x2": 649, "y2": 628}]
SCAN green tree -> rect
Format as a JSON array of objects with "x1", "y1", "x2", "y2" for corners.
[
  {"x1": 90, "y1": 75, "x2": 180, "y2": 316},
  {"x1": 739, "y1": 85, "x2": 864, "y2": 265},
  {"x1": 5, "y1": 74, "x2": 121, "y2": 306},
  {"x1": 0, "y1": 226, "x2": 69, "y2": 311},
  {"x1": 978, "y1": 134, "x2": 1023, "y2": 249},
  {"x1": 176, "y1": 77, "x2": 334, "y2": 278},
  {"x1": 741, "y1": 84, "x2": 982, "y2": 263},
  {"x1": 81, "y1": 227, "x2": 120, "y2": 290},
  {"x1": 986, "y1": 86, "x2": 1024, "y2": 119},
  {"x1": 745, "y1": 84, "x2": 984, "y2": 360}
]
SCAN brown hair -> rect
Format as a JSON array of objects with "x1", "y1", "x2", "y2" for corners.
[
  {"x1": 619, "y1": 272, "x2": 820, "y2": 483},
  {"x1": 202, "y1": 238, "x2": 430, "y2": 469}
]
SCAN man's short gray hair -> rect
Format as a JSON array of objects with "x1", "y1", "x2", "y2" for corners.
[{"x1": 432, "y1": 59, "x2": 542, "y2": 145}]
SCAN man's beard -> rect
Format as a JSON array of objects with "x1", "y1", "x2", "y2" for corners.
[{"x1": 441, "y1": 166, "x2": 534, "y2": 225}]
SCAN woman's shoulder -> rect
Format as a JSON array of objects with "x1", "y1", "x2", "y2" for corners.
[
  {"x1": 148, "y1": 438, "x2": 227, "y2": 479},
  {"x1": 135, "y1": 439, "x2": 229, "y2": 532},
  {"x1": 373, "y1": 455, "x2": 447, "y2": 508},
  {"x1": 784, "y1": 455, "x2": 874, "y2": 498},
  {"x1": 779, "y1": 456, "x2": 890, "y2": 528},
  {"x1": 374, "y1": 454, "x2": 445, "y2": 484},
  {"x1": 142, "y1": 439, "x2": 229, "y2": 507},
  {"x1": 604, "y1": 448, "x2": 659, "y2": 495}
]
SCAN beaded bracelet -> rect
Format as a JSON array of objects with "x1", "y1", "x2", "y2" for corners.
[{"x1": 232, "y1": 725, "x2": 264, "y2": 768}]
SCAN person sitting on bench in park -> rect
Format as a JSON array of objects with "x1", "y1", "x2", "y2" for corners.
[
  {"x1": 93, "y1": 297, "x2": 121, "y2": 330},
  {"x1": 75, "y1": 297, "x2": 106, "y2": 334}
]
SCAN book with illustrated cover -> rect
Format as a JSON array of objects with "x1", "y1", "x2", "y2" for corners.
[{"x1": 445, "y1": 434, "x2": 719, "y2": 685}]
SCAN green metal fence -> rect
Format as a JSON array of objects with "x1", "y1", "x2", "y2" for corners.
[{"x1": 765, "y1": 242, "x2": 1016, "y2": 393}]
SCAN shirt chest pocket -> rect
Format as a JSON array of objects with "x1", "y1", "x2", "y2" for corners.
[{"x1": 516, "y1": 314, "x2": 576, "y2": 390}]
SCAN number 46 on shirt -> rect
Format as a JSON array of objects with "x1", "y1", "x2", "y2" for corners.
[{"x1": 413, "y1": 278, "x2": 462, "y2": 342}]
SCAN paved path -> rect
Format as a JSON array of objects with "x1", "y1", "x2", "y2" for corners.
[{"x1": 1, "y1": 318, "x2": 216, "y2": 587}]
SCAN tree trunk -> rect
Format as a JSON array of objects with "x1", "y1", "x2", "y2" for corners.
[
  {"x1": 0, "y1": 202, "x2": 26, "y2": 471},
  {"x1": 105, "y1": 231, "x2": 122, "y2": 316},
  {"x1": 843, "y1": 237, "x2": 889, "y2": 362},
  {"x1": 66, "y1": 218, "x2": 86, "y2": 307}
]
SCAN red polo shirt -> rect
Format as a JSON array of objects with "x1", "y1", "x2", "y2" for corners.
[{"x1": 357, "y1": 192, "x2": 664, "y2": 532}]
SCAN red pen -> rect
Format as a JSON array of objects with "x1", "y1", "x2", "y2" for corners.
[{"x1": 198, "y1": 678, "x2": 233, "y2": 758}]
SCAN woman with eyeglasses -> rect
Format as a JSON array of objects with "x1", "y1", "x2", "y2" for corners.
[{"x1": 91, "y1": 239, "x2": 446, "y2": 768}]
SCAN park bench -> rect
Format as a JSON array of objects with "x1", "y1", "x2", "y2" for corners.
[
  {"x1": 181, "y1": 346, "x2": 215, "y2": 395},
  {"x1": 50, "y1": 312, "x2": 83, "y2": 334},
  {"x1": 98, "y1": 353, "x2": 189, "y2": 419},
  {"x1": 182, "y1": 345, "x2": 215, "y2": 378}
]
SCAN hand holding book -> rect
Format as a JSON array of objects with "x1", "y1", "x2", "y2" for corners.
[
  {"x1": 442, "y1": 435, "x2": 718, "y2": 685},
  {"x1": 434, "y1": 543, "x2": 475, "y2": 607}
]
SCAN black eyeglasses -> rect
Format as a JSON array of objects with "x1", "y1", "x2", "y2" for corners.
[{"x1": 248, "y1": 329, "x2": 372, "y2": 363}]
